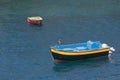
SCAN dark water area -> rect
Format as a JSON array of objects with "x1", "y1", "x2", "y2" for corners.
[{"x1": 0, "y1": 0, "x2": 120, "y2": 80}]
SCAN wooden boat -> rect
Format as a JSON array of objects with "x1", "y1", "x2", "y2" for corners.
[
  {"x1": 27, "y1": 16, "x2": 43, "y2": 25},
  {"x1": 50, "y1": 41, "x2": 115, "y2": 62}
]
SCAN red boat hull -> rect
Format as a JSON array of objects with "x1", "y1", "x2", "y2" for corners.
[{"x1": 27, "y1": 18, "x2": 42, "y2": 25}]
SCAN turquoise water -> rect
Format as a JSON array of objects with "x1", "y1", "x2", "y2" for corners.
[{"x1": 0, "y1": 0, "x2": 120, "y2": 80}]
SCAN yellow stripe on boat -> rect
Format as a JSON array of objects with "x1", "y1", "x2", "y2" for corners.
[{"x1": 50, "y1": 48, "x2": 110, "y2": 56}]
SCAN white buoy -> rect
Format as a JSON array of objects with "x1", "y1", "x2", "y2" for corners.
[
  {"x1": 108, "y1": 51, "x2": 112, "y2": 57},
  {"x1": 109, "y1": 51, "x2": 112, "y2": 54}
]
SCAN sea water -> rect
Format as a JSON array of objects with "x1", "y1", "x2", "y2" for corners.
[{"x1": 0, "y1": 0, "x2": 120, "y2": 80}]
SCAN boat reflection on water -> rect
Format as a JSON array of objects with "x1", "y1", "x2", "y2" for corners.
[{"x1": 53, "y1": 56, "x2": 111, "y2": 72}]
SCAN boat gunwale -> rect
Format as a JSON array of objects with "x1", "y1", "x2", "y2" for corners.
[
  {"x1": 28, "y1": 17, "x2": 43, "y2": 21},
  {"x1": 50, "y1": 48, "x2": 110, "y2": 56}
]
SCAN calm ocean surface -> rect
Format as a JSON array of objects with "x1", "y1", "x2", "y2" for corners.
[{"x1": 0, "y1": 0, "x2": 120, "y2": 80}]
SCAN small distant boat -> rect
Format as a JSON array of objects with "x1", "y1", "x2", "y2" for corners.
[
  {"x1": 50, "y1": 41, "x2": 115, "y2": 62},
  {"x1": 27, "y1": 16, "x2": 43, "y2": 25}
]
